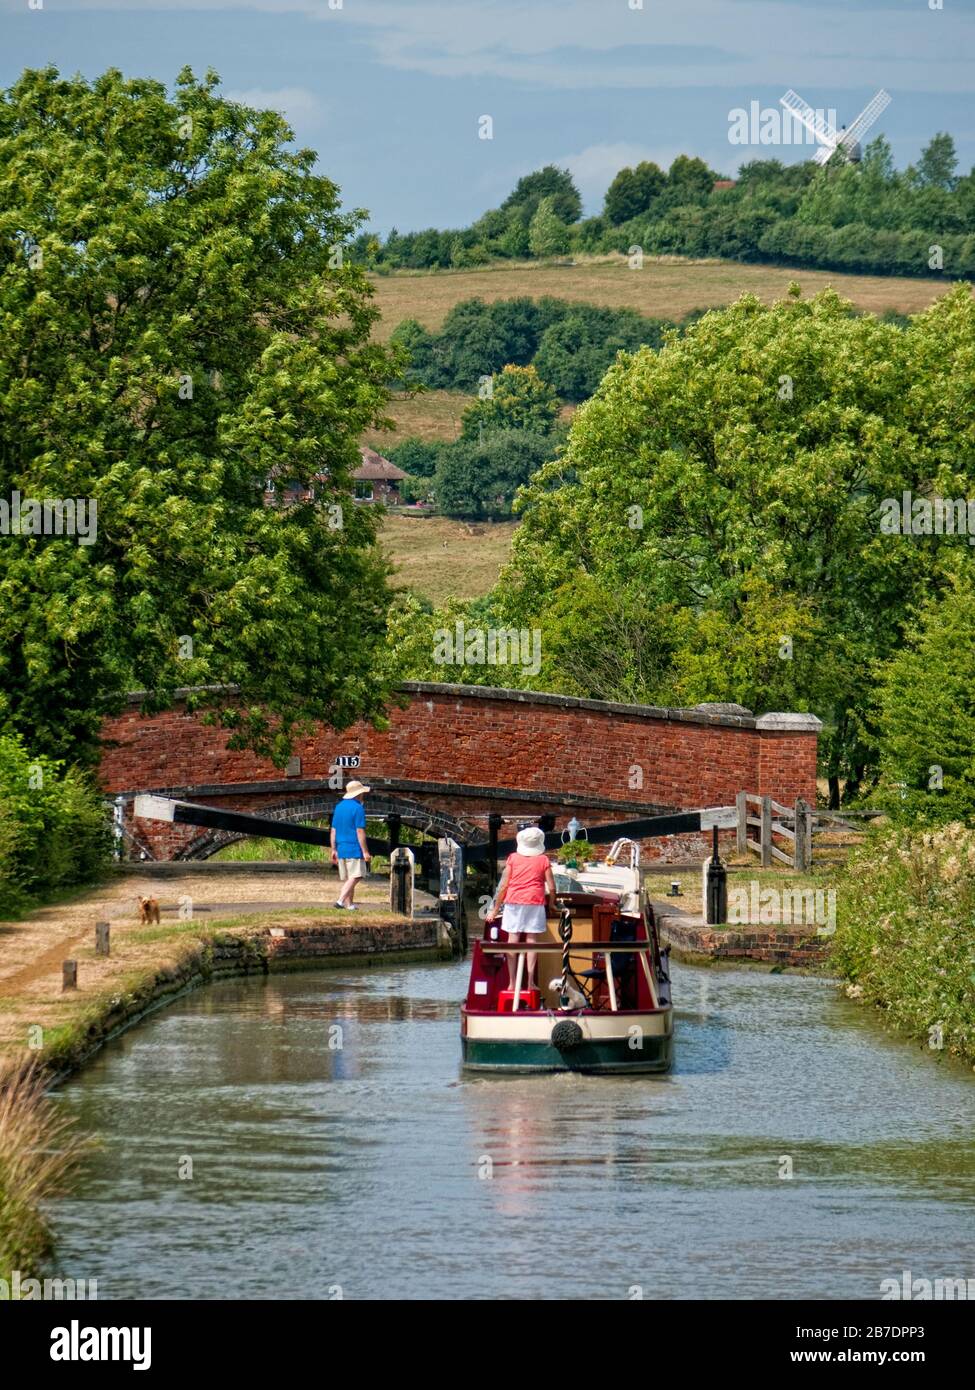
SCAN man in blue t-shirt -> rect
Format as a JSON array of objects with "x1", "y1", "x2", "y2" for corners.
[{"x1": 330, "y1": 780, "x2": 371, "y2": 910}]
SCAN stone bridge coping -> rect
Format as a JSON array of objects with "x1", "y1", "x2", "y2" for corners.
[{"x1": 123, "y1": 681, "x2": 821, "y2": 733}]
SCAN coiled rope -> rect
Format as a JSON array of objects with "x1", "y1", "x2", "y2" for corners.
[{"x1": 558, "y1": 907, "x2": 573, "y2": 1006}]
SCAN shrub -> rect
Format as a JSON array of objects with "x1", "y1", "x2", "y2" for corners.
[
  {"x1": 0, "y1": 735, "x2": 111, "y2": 916},
  {"x1": 832, "y1": 824, "x2": 975, "y2": 1063}
]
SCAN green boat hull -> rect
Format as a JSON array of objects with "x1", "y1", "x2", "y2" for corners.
[{"x1": 461, "y1": 1033, "x2": 673, "y2": 1074}]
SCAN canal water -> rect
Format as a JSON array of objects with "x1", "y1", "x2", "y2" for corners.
[{"x1": 50, "y1": 959, "x2": 974, "y2": 1300}]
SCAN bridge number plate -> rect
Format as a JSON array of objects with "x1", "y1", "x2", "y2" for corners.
[{"x1": 334, "y1": 755, "x2": 361, "y2": 769}]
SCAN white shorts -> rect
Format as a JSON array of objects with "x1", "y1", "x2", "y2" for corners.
[
  {"x1": 337, "y1": 857, "x2": 366, "y2": 881},
  {"x1": 501, "y1": 903, "x2": 548, "y2": 936}
]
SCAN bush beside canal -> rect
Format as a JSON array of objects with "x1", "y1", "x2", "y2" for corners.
[
  {"x1": 831, "y1": 824, "x2": 975, "y2": 1064},
  {"x1": 0, "y1": 736, "x2": 111, "y2": 918}
]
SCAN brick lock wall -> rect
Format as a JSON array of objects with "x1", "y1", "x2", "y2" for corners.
[{"x1": 100, "y1": 684, "x2": 820, "y2": 859}]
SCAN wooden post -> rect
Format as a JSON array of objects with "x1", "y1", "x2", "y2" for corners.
[
  {"x1": 95, "y1": 921, "x2": 110, "y2": 957},
  {"x1": 760, "y1": 796, "x2": 772, "y2": 868},
  {"x1": 793, "y1": 798, "x2": 808, "y2": 872},
  {"x1": 736, "y1": 791, "x2": 748, "y2": 856},
  {"x1": 62, "y1": 960, "x2": 77, "y2": 991},
  {"x1": 797, "y1": 797, "x2": 813, "y2": 871}
]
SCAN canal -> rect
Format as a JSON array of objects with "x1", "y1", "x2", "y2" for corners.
[{"x1": 50, "y1": 958, "x2": 975, "y2": 1300}]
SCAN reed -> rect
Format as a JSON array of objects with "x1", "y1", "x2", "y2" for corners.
[{"x1": 0, "y1": 1061, "x2": 91, "y2": 1278}]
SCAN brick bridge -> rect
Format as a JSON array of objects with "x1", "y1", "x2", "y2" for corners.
[{"x1": 99, "y1": 682, "x2": 821, "y2": 862}]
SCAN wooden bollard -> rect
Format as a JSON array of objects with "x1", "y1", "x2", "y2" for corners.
[
  {"x1": 95, "y1": 921, "x2": 110, "y2": 957},
  {"x1": 62, "y1": 960, "x2": 78, "y2": 991}
]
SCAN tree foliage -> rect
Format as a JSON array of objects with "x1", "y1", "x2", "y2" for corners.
[
  {"x1": 501, "y1": 165, "x2": 582, "y2": 226},
  {"x1": 0, "y1": 733, "x2": 110, "y2": 914},
  {"x1": 603, "y1": 162, "x2": 666, "y2": 225},
  {"x1": 433, "y1": 430, "x2": 556, "y2": 519},
  {"x1": 461, "y1": 365, "x2": 559, "y2": 439},
  {"x1": 876, "y1": 565, "x2": 975, "y2": 823},
  {"x1": 0, "y1": 66, "x2": 404, "y2": 763},
  {"x1": 497, "y1": 285, "x2": 975, "y2": 797},
  {"x1": 389, "y1": 294, "x2": 679, "y2": 397},
  {"x1": 528, "y1": 196, "x2": 570, "y2": 257}
]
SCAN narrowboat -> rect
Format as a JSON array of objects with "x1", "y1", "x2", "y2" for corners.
[{"x1": 460, "y1": 839, "x2": 673, "y2": 1074}]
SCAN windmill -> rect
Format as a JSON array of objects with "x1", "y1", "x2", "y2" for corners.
[{"x1": 780, "y1": 88, "x2": 891, "y2": 164}]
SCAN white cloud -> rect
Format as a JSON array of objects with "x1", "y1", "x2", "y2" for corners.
[
  {"x1": 556, "y1": 143, "x2": 679, "y2": 208},
  {"x1": 222, "y1": 86, "x2": 324, "y2": 126}
]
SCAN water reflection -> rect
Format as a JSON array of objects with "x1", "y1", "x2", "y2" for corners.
[{"x1": 49, "y1": 958, "x2": 975, "y2": 1301}]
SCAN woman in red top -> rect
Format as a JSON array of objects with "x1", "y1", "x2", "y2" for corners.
[{"x1": 488, "y1": 825, "x2": 557, "y2": 990}]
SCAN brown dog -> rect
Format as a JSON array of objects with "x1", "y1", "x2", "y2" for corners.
[{"x1": 138, "y1": 896, "x2": 161, "y2": 924}]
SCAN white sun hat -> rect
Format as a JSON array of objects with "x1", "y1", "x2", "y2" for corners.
[
  {"x1": 343, "y1": 780, "x2": 371, "y2": 799},
  {"x1": 515, "y1": 825, "x2": 547, "y2": 856}
]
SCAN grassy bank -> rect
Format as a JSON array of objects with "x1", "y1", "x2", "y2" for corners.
[
  {"x1": 831, "y1": 824, "x2": 975, "y2": 1065},
  {"x1": 0, "y1": 904, "x2": 410, "y2": 1075}
]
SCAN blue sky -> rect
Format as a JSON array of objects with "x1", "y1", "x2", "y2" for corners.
[{"x1": 2, "y1": 0, "x2": 973, "y2": 235}]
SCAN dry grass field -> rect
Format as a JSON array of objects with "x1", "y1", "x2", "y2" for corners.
[
  {"x1": 367, "y1": 253, "x2": 952, "y2": 340},
  {"x1": 363, "y1": 391, "x2": 576, "y2": 449},
  {"x1": 362, "y1": 389, "x2": 472, "y2": 446},
  {"x1": 381, "y1": 513, "x2": 517, "y2": 604}
]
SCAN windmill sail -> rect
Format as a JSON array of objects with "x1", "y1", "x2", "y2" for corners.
[
  {"x1": 830, "y1": 89, "x2": 892, "y2": 161},
  {"x1": 780, "y1": 89, "x2": 839, "y2": 149}
]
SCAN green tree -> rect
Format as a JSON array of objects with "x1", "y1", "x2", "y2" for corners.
[
  {"x1": 500, "y1": 287, "x2": 972, "y2": 800},
  {"x1": 533, "y1": 307, "x2": 670, "y2": 401},
  {"x1": 385, "y1": 438, "x2": 441, "y2": 478},
  {"x1": 0, "y1": 734, "x2": 110, "y2": 912},
  {"x1": 0, "y1": 66, "x2": 405, "y2": 764},
  {"x1": 434, "y1": 430, "x2": 555, "y2": 518},
  {"x1": 603, "y1": 161, "x2": 666, "y2": 225},
  {"x1": 528, "y1": 196, "x2": 571, "y2": 257},
  {"x1": 664, "y1": 155, "x2": 719, "y2": 204},
  {"x1": 916, "y1": 132, "x2": 958, "y2": 191},
  {"x1": 460, "y1": 365, "x2": 559, "y2": 439},
  {"x1": 501, "y1": 165, "x2": 582, "y2": 225},
  {"x1": 876, "y1": 565, "x2": 975, "y2": 823}
]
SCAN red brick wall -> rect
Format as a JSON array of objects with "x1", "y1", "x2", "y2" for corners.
[{"x1": 100, "y1": 684, "x2": 819, "y2": 859}]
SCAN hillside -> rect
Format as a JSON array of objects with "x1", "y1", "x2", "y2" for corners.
[
  {"x1": 365, "y1": 253, "x2": 956, "y2": 604},
  {"x1": 367, "y1": 253, "x2": 952, "y2": 341}
]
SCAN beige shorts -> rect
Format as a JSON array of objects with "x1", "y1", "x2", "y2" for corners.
[{"x1": 337, "y1": 857, "x2": 366, "y2": 881}]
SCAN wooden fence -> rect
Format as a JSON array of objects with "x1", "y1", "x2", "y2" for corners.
[
  {"x1": 735, "y1": 792, "x2": 813, "y2": 870},
  {"x1": 735, "y1": 793, "x2": 881, "y2": 869}
]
